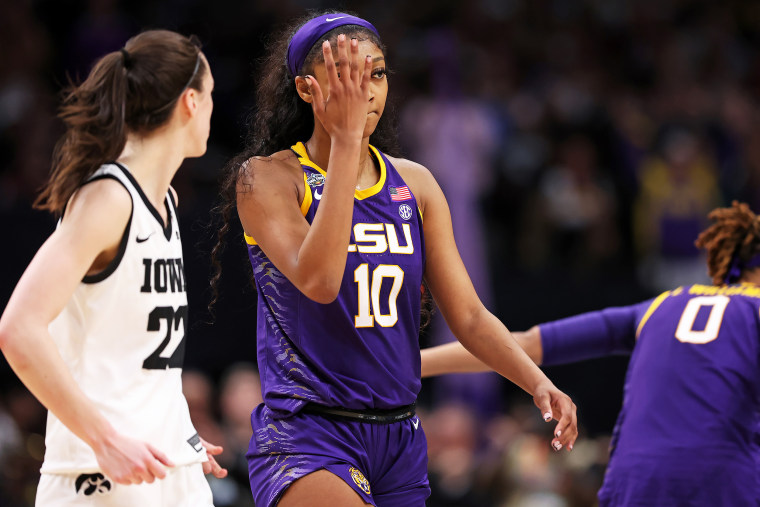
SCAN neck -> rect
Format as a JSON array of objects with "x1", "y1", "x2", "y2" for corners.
[
  {"x1": 739, "y1": 268, "x2": 760, "y2": 285},
  {"x1": 116, "y1": 128, "x2": 185, "y2": 207},
  {"x1": 304, "y1": 126, "x2": 373, "y2": 183}
]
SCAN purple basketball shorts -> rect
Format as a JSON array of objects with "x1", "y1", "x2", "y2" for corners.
[{"x1": 247, "y1": 403, "x2": 430, "y2": 507}]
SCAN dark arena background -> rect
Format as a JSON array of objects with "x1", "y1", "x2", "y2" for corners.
[{"x1": 1, "y1": 0, "x2": 759, "y2": 505}]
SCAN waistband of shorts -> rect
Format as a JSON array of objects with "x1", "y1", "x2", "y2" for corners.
[{"x1": 301, "y1": 402, "x2": 416, "y2": 424}]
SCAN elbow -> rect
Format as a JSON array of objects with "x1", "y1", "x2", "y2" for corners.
[
  {"x1": 299, "y1": 276, "x2": 342, "y2": 305},
  {"x1": 0, "y1": 318, "x2": 14, "y2": 352},
  {"x1": 0, "y1": 319, "x2": 20, "y2": 359}
]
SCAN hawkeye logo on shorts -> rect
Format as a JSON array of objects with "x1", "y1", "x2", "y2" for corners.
[
  {"x1": 349, "y1": 466, "x2": 371, "y2": 495},
  {"x1": 75, "y1": 473, "x2": 112, "y2": 496}
]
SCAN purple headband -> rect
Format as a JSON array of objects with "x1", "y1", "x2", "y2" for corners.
[
  {"x1": 286, "y1": 13, "x2": 380, "y2": 77},
  {"x1": 724, "y1": 251, "x2": 760, "y2": 284}
]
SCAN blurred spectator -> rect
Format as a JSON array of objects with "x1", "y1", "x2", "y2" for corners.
[
  {"x1": 633, "y1": 125, "x2": 719, "y2": 291},
  {"x1": 218, "y1": 363, "x2": 261, "y2": 507}
]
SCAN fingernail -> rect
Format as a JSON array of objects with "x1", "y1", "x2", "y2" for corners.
[
  {"x1": 323, "y1": 40, "x2": 330, "y2": 48},
  {"x1": 555, "y1": 430, "x2": 561, "y2": 438},
  {"x1": 352, "y1": 38, "x2": 358, "y2": 47},
  {"x1": 339, "y1": 34, "x2": 345, "y2": 41},
  {"x1": 568, "y1": 443, "x2": 574, "y2": 451},
  {"x1": 543, "y1": 412, "x2": 552, "y2": 422},
  {"x1": 552, "y1": 441, "x2": 562, "y2": 451}
]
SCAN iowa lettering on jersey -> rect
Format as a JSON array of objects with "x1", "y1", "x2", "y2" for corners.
[
  {"x1": 348, "y1": 223, "x2": 414, "y2": 254},
  {"x1": 140, "y1": 258, "x2": 185, "y2": 293}
]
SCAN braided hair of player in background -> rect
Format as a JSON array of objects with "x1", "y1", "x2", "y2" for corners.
[{"x1": 695, "y1": 201, "x2": 760, "y2": 285}]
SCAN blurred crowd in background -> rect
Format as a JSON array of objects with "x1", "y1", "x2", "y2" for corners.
[{"x1": 1, "y1": 0, "x2": 759, "y2": 505}]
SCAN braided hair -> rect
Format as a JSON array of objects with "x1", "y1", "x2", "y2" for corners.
[{"x1": 695, "y1": 201, "x2": 760, "y2": 285}]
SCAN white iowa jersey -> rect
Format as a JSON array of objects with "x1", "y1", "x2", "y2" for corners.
[{"x1": 42, "y1": 162, "x2": 205, "y2": 474}]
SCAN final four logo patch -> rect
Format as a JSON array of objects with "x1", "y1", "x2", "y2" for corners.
[
  {"x1": 306, "y1": 173, "x2": 325, "y2": 187},
  {"x1": 349, "y1": 466, "x2": 371, "y2": 495}
]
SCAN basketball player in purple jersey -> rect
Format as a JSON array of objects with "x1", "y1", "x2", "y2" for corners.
[
  {"x1": 422, "y1": 201, "x2": 760, "y2": 506},
  {"x1": 211, "y1": 11, "x2": 577, "y2": 507}
]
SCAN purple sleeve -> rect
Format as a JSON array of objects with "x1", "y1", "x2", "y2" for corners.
[{"x1": 539, "y1": 301, "x2": 653, "y2": 366}]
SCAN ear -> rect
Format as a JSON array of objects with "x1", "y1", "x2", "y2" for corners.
[
  {"x1": 294, "y1": 76, "x2": 313, "y2": 104},
  {"x1": 179, "y1": 88, "x2": 198, "y2": 118}
]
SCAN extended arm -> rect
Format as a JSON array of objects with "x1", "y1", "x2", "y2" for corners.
[
  {"x1": 421, "y1": 304, "x2": 645, "y2": 375},
  {"x1": 402, "y1": 160, "x2": 577, "y2": 450}
]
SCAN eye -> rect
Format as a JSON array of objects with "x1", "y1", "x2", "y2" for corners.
[{"x1": 372, "y1": 68, "x2": 387, "y2": 79}]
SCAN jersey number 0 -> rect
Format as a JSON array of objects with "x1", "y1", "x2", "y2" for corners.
[{"x1": 675, "y1": 295, "x2": 729, "y2": 344}]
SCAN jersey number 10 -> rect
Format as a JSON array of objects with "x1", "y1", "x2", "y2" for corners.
[{"x1": 354, "y1": 263, "x2": 404, "y2": 328}]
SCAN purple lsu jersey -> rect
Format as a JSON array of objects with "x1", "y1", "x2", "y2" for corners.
[
  {"x1": 245, "y1": 142, "x2": 425, "y2": 418},
  {"x1": 540, "y1": 283, "x2": 760, "y2": 505}
]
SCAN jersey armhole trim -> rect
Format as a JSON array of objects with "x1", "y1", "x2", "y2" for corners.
[
  {"x1": 635, "y1": 290, "x2": 671, "y2": 339},
  {"x1": 81, "y1": 175, "x2": 134, "y2": 284}
]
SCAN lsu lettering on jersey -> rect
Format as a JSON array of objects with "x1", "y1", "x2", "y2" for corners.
[
  {"x1": 539, "y1": 283, "x2": 760, "y2": 505},
  {"x1": 245, "y1": 143, "x2": 425, "y2": 417},
  {"x1": 42, "y1": 162, "x2": 204, "y2": 474}
]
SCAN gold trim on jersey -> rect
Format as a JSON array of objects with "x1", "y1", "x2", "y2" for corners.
[
  {"x1": 291, "y1": 142, "x2": 387, "y2": 200},
  {"x1": 689, "y1": 282, "x2": 760, "y2": 298},
  {"x1": 636, "y1": 288, "x2": 680, "y2": 339},
  {"x1": 244, "y1": 172, "x2": 314, "y2": 246}
]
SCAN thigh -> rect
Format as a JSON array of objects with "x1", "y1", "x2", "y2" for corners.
[
  {"x1": 278, "y1": 469, "x2": 368, "y2": 507},
  {"x1": 247, "y1": 405, "x2": 375, "y2": 507}
]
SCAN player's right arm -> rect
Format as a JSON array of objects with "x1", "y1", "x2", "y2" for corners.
[
  {"x1": 421, "y1": 304, "x2": 646, "y2": 378},
  {"x1": 0, "y1": 179, "x2": 173, "y2": 485},
  {"x1": 237, "y1": 36, "x2": 373, "y2": 304}
]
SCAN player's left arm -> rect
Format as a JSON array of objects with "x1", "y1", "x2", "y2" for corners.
[
  {"x1": 421, "y1": 326, "x2": 542, "y2": 377},
  {"x1": 397, "y1": 158, "x2": 576, "y2": 451}
]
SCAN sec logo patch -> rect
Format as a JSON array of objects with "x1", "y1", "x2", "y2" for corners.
[
  {"x1": 349, "y1": 466, "x2": 371, "y2": 495},
  {"x1": 399, "y1": 204, "x2": 413, "y2": 221}
]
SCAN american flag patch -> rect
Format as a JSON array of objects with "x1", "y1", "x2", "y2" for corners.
[{"x1": 389, "y1": 186, "x2": 412, "y2": 201}]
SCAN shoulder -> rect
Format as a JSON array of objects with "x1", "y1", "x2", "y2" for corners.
[
  {"x1": 385, "y1": 155, "x2": 442, "y2": 212},
  {"x1": 67, "y1": 177, "x2": 132, "y2": 219},
  {"x1": 59, "y1": 178, "x2": 132, "y2": 246},
  {"x1": 385, "y1": 155, "x2": 433, "y2": 180},
  {"x1": 237, "y1": 149, "x2": 303, "y2": 191},
  {"x1": 385, "y1": 155, "x2": 438, "y2": 191}
]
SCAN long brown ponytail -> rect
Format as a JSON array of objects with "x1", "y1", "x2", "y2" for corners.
[
  {"x1": 35, "y1": 29, "x2": 206, "y2": 216},
  {"x1": 695, "y1": 201, "x2": 760, "y2": 285}
]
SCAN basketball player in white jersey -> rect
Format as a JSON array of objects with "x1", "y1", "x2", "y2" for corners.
[{"x1": 0, "y1": 30, "x2": 225, "y2": 505}]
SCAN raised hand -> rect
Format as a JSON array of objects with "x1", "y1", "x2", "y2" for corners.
[
  {"x1": 92, "y1": 432, "x2": 174, "y2": 485},
  {"x1": 533, "y1": 381, "x2": 578, "y2": 452},
  {"x1": 306, "y1": 33, "x2": 373, "y2": 141}
]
